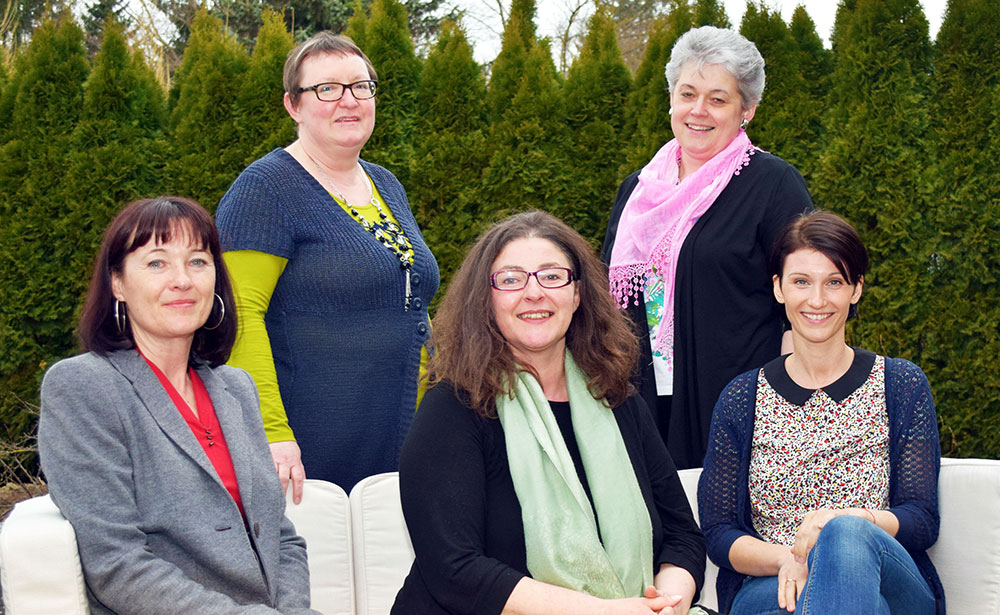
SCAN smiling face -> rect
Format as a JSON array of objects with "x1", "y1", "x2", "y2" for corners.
[
  {"x1": 670, "y1": 61, "x2": 755, "y2": 174},
  {"x1": 111, "y1": 223, "x2": 217, "y2": 354},
  {"x1": 284, "y1": 52, "x2": 375, "y2": 154},
  {"x1": 773, "y1": 249, "x2": 863, "y2": 350},
  {"x1": 490, "y1": 237, "x2": 580, "y2": 370}
]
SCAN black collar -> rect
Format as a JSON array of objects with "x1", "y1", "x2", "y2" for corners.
[{"x1": 763, "y1": 347, "x2": 876, "y2": 406}]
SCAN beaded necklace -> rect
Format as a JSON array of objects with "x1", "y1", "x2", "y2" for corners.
[{"x1": 308, "y1": 153, "x2": 415, "y2": 310}]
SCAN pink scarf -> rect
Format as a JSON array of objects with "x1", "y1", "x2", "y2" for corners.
[{"x1": 608, "y1": 131, "x2": 757, "y2": 364}]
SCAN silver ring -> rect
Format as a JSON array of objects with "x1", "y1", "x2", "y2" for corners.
[{"x1": 785, "y1": 579, "x2": 795, "y2": 584}]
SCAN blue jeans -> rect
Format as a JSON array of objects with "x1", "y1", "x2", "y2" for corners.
[{"x1": 730, "y1": 516, "x2": 935, "y2": 615}]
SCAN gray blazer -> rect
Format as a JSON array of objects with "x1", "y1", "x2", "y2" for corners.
[{"x1": 38, "y1": 350, "x2": 320, "y2": 615}]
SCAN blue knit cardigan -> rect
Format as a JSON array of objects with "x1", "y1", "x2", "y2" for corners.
[
  {"x1": 216, "y1": 149, "x2": 439, "y2": 490},
  {"x1": 697, "y1": 355, "x2": 944, "y2": 614}
]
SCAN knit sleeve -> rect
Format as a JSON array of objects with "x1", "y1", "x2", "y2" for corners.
[
  {"x1": 216, "y1": 158, "x2": 297, "y2": 258},
  {"x1": 698, "y1": 370, "x2": 757, "y2": 570},
  {"x1": 885, "y1": 358, "x2": 941, "y2": 552},
  {"x1": 223, "y1": 250, "x2": 293, "y2": 443}
]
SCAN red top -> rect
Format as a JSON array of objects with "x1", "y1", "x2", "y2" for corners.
[{"x1": 142, "y1": 355, "x2": 246, "y2": 519}]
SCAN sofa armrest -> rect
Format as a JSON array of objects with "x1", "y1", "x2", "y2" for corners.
[
  {"x1": 929, "y1": 457, "x2": 1000, "y2": 615},
  {"x1": 677, "y1": 467, "x2": 718, "y2": 611},
  {"x1": 349, "y1": 472, "x2": 414, "y2": 615},
  {"x1": 0, "y1": 494, "x2": 90, "y2": 614},
  {"x1": 284, "y1": 479, "x2": 355, "y2": 615}
]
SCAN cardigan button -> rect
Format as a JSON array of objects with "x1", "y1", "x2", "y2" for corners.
[
  {"x1": 417, "y1": 322, "x2": 428, "y2": 335},
  {"x1": 411, "y1": 273, "x2": 421, "y2": 285},
  {"x1": 412, "y1": 297, "x2": 422, "y2": 310}
]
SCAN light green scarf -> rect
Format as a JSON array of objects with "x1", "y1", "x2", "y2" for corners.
[{"x1": 497, "y1": 351, "x2": 654, "y2": 597}]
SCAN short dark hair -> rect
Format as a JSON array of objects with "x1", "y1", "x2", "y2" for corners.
[
  {"x1": 77, "y1": 197, "x2": 237, "y2": 366},
  {"x1": 428, "y1": 210, "x2": 638, "y2": 417},
  {"x1": 770, "y1": 210, "x2": 869, "y2": 318},
  {"x1": 283, "y1": 32, "x2": 377, "y2": 106}
]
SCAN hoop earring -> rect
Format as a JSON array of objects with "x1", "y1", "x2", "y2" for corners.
[
  {"x1": 114, "y1": 299, "x2": 127, "y2": 335},
  {"x1": 202, "y1": 293, "x2": 225, "y2": 330},
  {"x1": 740, "y1": 118, "x2": 749, "y2": 130}
]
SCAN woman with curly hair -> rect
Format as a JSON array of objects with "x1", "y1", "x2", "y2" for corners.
[{"x1": 392, "y1": 211, "x2": 705, "y2": 615}]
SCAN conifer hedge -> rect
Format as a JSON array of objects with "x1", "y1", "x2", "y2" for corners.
[{"x1": 1, "y1": 0, "x2": 998, "y2": 471}]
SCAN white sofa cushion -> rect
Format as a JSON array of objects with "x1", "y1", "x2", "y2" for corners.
[
  {"x1": 0, "y1": 494, "x2": 89, "y2": 615},
  {"x1": 349, "y1": 473, "x2": 414, "y2": 615},
  {"x1": 284, "y1": 479, "x2": 354, "y2": 615},
  {"x1": 678, "y1": 467, "x2": 719, "y2": 611},
  {"x1": 4, "y1": 459, "x2": 999, "y2": 615},
  {"x1": 929, "y1": 457, "x2": 1000, "y2": 615},
  {"x1": 685, "y1": 458, "x2": 1000, "y2": 615}
]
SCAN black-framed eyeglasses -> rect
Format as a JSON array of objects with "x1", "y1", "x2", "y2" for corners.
[
  {"x1": 297, "y1": 80, "x2": 378, "y2": 102},
  {"x1": 490, "y1": 267, "x2": 575, "y2": 291}
]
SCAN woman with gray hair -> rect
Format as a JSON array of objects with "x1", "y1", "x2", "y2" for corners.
[{"x1": 602, "y1": 26, "x2": 813, "y2": 470}]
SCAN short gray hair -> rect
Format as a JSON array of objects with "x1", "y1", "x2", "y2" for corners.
[{"x1": 665, "y1": 26, "x2": 765, "y2": 109}]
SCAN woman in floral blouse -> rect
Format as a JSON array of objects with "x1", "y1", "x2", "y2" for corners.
[{"x1": 698, "y1": 211, "x2": 944, "y2": 615}]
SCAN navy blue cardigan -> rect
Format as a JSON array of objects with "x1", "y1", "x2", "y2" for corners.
[
  {"x1": 697, "y1": 355, "x2": 944, "y2": 614},
  {"x1": 216, "y1": 149, "x2": 439, "y2": 490}
]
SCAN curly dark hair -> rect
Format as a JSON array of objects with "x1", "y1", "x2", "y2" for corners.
[{"x1": 428, "y1": 210, "x2": 638, "y2": 417}]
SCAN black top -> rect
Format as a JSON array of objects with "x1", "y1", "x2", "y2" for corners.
[
  {"x1": 763, "y1": 347, "x2": 877, "y2": 405},
  {"x1": 390, "y1": 383, "x2": 706, "y2": 615},
  {"x1": 601, "y1": 151, "x2": 813, "y2": 469}
]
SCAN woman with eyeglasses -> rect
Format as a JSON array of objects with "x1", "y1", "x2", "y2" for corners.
[
  {"x1": 391, "y1": 211, "x2": 705, "y2": 615},
  {"x1": 216, "y1": 32, "x2": 438, "y2": 495}
]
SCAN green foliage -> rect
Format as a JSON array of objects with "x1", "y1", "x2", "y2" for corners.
[
  {"x1": 2, "y1": 0, "x2": 69, "y2": 53},
  {"x1": 563, "y1": 8, "x2": 632, "y2": 245},
  {"x1": 2, "y1": 4, "x2": 1000, "y2": 461},
  {"x1": 56, "y1": 18, "x2": 168, "y2": 377},
  {"x1": 360, "y1": 0, "x2": 420, "y2": 183},
  {"x1": 692, "y1": 0, "x2": 730, "y2": 28},
  {"x1": 232, "y1": 9, "x2": 296, "y2": 164},
  {"x1": 812, "y1": 0, "x2": 947, "y2": 442},
  {"x1": 165, "y1": 9, "x2": 251, "y2": 211},
  {"x1": 788, "y1": 5, "x2": 832, "y2": 100},
  {"x1": 408, "y1": 20, "x2": 487, "y2": 305},
  {"x1": 620, "y1": 11, "x2": 679, "y2": 174},
  {"x1": 484, "y1": 0, "x2": 536, "y2": 123},
  {"x1": 786, "y1": 5, "x2": 832, "y2": 180},
  {"x1": 921, "y1": 0, "x2": 1000, "y2": 457},
  {"x1": 481, "y1": 0, "x2": 572, "y2": 226},
  {"x1": 346, "y1": 0, "x2": 368, "y2": 47},
  {"x1": 214, "y1": 0, "x2": 271, "y2": 48},
  {"x1": 81, "y1": 0, "x2": 130, "y2": 58},
  {"x1": 606, "y1": 0, "x2": 675, "y2": 72},
  {"x1": 0, "y1": 48, "x2": 20, "y2": 146},
  {"x1": 0, "y1": 15, "x2": 89, "y2": 456},
  {"x1": 739, "y1": 3, "x2": 822, "y2": 179},
  {"x1": 403, "y1": 0, "x2": 460, "y2": 54},
  {"x1": 283, "y1": 0, "x2": 359, "y2": 39}
]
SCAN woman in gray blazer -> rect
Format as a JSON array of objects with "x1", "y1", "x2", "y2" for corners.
[{"x1": 38, "y1": 197, "x2": 320, "y2": 615}]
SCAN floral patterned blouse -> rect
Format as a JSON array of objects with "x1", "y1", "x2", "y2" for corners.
[{"x1": 749, "y1": 348, "x2": 890, "y2": 545}]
